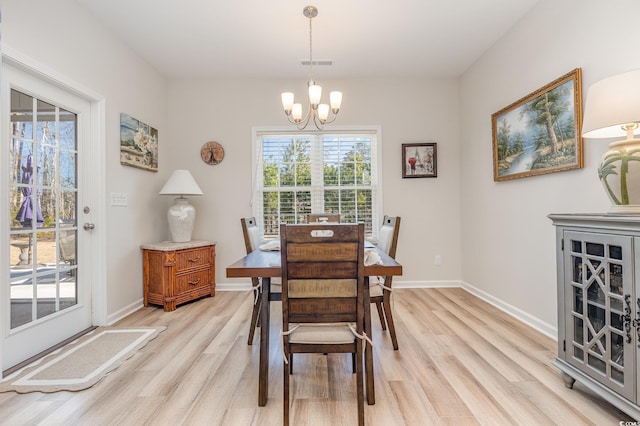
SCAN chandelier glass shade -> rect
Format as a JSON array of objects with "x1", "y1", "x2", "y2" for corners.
[{"x1": 281, "y1": 6, "x2": 342, "y2": 130}]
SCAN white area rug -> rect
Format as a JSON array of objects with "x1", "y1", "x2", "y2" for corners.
[{"x1": 0, "y1": 326, "x2": 165, "y2": 393}]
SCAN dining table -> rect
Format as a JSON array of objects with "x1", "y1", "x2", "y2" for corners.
[{"x1": 226, "y1": 241, "x2": 403, "y2": 407}]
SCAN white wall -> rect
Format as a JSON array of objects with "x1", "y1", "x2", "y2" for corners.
[
  {"x1": 11, "y1": 0, "x2": 620, "y2": 338},
  {"x1": 460, "y1": 0, "x2": 640, "y2": 335},
  {"x1": 166, "y1": 78, "x2": 463, "y2": 289},
  {"x1": 3, "y1": 0, "x2": 465, "y2": 324},
  {"x1": 4, "y1": 0, "x2": 168, "y2": 321}
]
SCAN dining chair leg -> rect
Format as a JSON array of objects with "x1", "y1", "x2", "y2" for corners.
[
  {"x1": 247, "y1": 290, "x2": 262, "y2": 345},
  {"x1": 374, "y1": 300, "x2": 386, "y2": 330},
  {"x1": 356, "y1": 339, "x2": 365, "y2": 426},
  {"x1": 258, "y1": 278, "x2": 271, "y2": 406},
  {"x1": 382, "y1": 290, "x2": 399, "y2": 350},
  {"x1": 283, "y1": 353, "x2": 290, "y2": 426},
  {"x1": 364, "y1": 281, "x2": 375, "y2": 405}
]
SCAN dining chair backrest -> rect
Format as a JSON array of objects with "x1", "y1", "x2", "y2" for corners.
[
  {"x1": 281, "y1": 223, "x2": 365, "y2": 324},
  {"x1": 280, "y1": 222, "x2": 367, "y2": 425},
  {"x1": 370, "y1": 215, "x2": 401, "y2": 350},
  {"x1": 307, "y1": 213, "x2": 340, "y2": 224},
  {"x1": 377, "y1": 216, "x2": 401, "y2": 257},
  {"x1": 241, "y1": 217, "x2": 262, "y2": 254}
]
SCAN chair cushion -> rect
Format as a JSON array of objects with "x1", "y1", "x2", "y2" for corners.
[
  {"x1": 247, "y1": 226, "x2": 262, "y2": 252},
  {"x1": 369, "y1": 282, "x2": 383, "y2": 297},
  {"x1": 288, "y1": 324, "x2": 356, "y2": 344},
  {"x1": 259, "y1": 240, "x2": 280, "y2": 251},
  {"x1": 377, "y1": 225, "x2": 394, "y2": 255}
]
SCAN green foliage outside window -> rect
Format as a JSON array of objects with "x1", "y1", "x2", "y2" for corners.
[{"x1": 259, "y1": 134, "x2": 376, "y2": 238}]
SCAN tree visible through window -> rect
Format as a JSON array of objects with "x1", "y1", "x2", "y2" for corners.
[{"x1": 254, "y1": 131, "x2": 379, "y2": 239}]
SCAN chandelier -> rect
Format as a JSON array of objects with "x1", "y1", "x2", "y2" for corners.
[{"x1": 281, "y1": 6, "x2": 342, "y2": 130}]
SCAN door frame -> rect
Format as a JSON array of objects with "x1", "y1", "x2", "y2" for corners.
[{"x1": 1, "y1": 47, "x2": 107, "y2": 371}]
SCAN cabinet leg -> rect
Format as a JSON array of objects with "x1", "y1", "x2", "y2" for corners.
[
  {"x1": 163, "y1": 297, "x2": 177, "y2": 312},
  {"x1": 561, "y1": 372, "x2": 576, "y2": 389}
]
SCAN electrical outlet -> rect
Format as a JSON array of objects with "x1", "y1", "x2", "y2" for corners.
[
  {"x1": 111, "y1": 192, "x2": 128, "y2": 206},
  {"x1": 435, "y1": 255, "x2": 441, "y2": 266}
]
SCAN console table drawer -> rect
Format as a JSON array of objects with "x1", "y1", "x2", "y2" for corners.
[
  {"x1": 175, "y1": 247, "x2": 212, "y2": 271},
  {"x1": 176, "y1": 268, "x2": 211, "y2": 294}
]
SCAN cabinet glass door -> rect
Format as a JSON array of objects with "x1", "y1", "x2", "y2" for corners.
[{"x1": 564, "y1": 231, "x2": 634, "y2": 400}]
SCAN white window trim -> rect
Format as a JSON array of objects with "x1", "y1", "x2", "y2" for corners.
[{"x1": 251, "y1": 125, "x2": 383, "y2": 237}]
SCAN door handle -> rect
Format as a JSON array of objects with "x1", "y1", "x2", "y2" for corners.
[{"x1": 83, "y1": 223, "x2": 95, "y2": 230}]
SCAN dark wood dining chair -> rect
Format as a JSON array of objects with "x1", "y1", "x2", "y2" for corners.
[
  {"x1": 306, "y1": 213, "x2": 340, "y2": 223},
  {"x1": 370, "y1": 215, "x2": 401, "y2": 350},
  {"x1": 280, "y1": 223, "x2": 368, "y2": 426},
  {"x1": 241, "y1": 217, "x2": 281, "y2": 345}
]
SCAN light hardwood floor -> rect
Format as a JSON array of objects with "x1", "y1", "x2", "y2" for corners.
[{"x1": 0, "y1": 288, "x2": 634, "y2": 425}]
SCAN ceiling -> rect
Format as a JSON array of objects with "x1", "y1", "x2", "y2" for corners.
[{"x1": 75, "y1": 0, "x2": 539, "y2": 80}]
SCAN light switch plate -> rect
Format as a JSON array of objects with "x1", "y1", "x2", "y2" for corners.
[{"x1": 111, "y1": 192, "x2": 128, "y2": 206}]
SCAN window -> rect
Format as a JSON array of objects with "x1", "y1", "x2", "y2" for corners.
[{"x1": 253, "y1": 129, "x2": 381, "y2": 239}]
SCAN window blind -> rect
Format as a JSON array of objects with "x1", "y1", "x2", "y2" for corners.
[{"x1": 254, "y1": 130, "x2": 380, "y2": 239}]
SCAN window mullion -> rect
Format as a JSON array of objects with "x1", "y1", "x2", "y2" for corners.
[{"x1": 310, "y1": 134, "x2": 324, "y2": 213}]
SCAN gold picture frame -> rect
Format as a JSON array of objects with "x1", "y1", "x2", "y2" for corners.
[{"x1": 491, "y1": 68, "x2": 583, "y2": 181}]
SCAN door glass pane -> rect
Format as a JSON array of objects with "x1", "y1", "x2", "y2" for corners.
[
  {"x1": 609, "y1": 244, "x2": 622, "y2": 260},
  {"x1": 611, "y1": 332, "x2": 624, "y2": 366},
  {"x1": 610, "y1": 263, "x2": 623, "y2": 295},
  {"x1": 571, "y1": 256, "x2": 582, "y2": 282},
  {"x1": 586, "y1": 242, "x2": 605, "y2": 257},
  {"x1": 611, "y1": 366, "x2": 624, "y2": 384},
  {"x1": 8, "y1": 89, "x2": 78, "y2": 330},
  {"x1": 571, "y1": 239, "x2": 582, "y2": 253},
  {"x1": 588, "y1": 354, "x2": 606, "y2": 373},
  {"x1": 574, "y1": 316, "x2": 584, "y2": 345},
  {"x1": 573, "y1": 286, "x2": 583, "y2": 314}
]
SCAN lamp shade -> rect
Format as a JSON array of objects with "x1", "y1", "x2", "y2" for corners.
[
  {"x1": 582, "y1": 69, "x2": 640, "y2": 139},
  {"x1": 582, "y1": 69, "x2": 640, "y2": 213},
  {"x1": 158, "y1": 170, "x2": 203, "y2": 196}
]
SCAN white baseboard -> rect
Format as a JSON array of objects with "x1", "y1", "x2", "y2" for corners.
[
  {"x1": 460, "y1": 281, "x2": 557, "y2": 340},
  {"x1": 216, "y1": 282, "x2": 253, "y2": 292},
  {"x1": 107, "y1": 299, "x2": 144, "y2": 325},
  {"x1": 394, "y1": 280, "x2": 461, "y2": 289}
]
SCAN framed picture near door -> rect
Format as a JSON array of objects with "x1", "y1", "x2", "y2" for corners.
[{"x1": 402, "y1": 143, "x2": 437, "y2": 178}]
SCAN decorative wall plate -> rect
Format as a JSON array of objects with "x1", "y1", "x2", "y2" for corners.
[{"x1": 200, "y1": 141, "x2": 224, "y2": 165}]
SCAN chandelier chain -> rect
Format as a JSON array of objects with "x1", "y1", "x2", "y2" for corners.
[{"x1": 308, "y1": 10, "x2": 314, "y2": 82}]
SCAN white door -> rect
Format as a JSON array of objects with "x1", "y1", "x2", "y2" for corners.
[{"x1": 2, "y1": 63, "x2": 94, "y2": 370}]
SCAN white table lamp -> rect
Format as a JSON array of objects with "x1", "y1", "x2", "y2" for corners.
[
  {"x1": 158, "y1": 170, "x2": 203, "y2": 242},
  {"x1": 582, "y1": 69, "x2": 640, "y2": 213}
]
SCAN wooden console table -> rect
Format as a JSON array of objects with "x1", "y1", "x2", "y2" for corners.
[{"x1": 141, "y1": 240, "x2": 216, "y2": 311}]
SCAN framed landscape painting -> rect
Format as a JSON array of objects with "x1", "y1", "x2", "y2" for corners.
[{"x1": 491, "y1": 68, "x2": 583, "y2": 181}]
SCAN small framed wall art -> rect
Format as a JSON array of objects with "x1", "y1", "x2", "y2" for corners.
[
  {"x1": 402, "y1": 143, "x2": 437, "y2": 178},
  {"x1": 120, "y1": 113, "x2": 158, "y2": 172}
]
